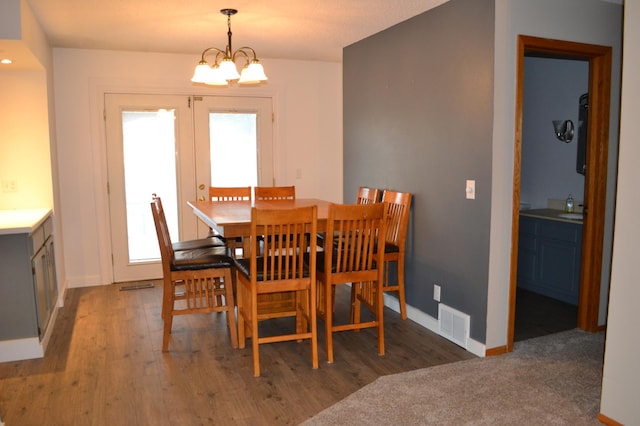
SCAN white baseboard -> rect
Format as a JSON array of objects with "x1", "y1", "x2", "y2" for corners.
[
  {"x1": 0, "y1": 337, "x2": 43, "y2": 363},
  {"x1": 383, "y1": 293, "x2": 486, "y2": 358},
  {"x1": 66, "y1": 274, "x2": 103, "y2": 288}
]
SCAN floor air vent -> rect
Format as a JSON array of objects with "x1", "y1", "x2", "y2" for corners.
[{"x1": 438, "y1": 303, "x2": 470, "y2": 349}]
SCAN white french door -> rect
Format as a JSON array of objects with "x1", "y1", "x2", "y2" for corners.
[
  {"x1": 105, "y1": 93, "x2": 273, "y2": 282},
  {"x1": 192, "y1": 95, "x2": 274, "y2": 236}
]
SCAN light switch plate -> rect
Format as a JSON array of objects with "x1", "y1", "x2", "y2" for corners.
[
  {"x1": 466, "y1": 180, "x2": 475, "y2": 199},
  {"x1": 1, "y1": 180, "x2": 17, "y2": 193}
]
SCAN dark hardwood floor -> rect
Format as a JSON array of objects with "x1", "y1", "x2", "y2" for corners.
[
  {"x1": 0, "y1": 282, "x2": 474, "y2": 425},
  {"x1": 514, "y1": 287, "x2": 578, "y2": 342}
]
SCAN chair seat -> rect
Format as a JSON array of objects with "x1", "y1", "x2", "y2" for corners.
[
  {"x1": 171, "y1": 246, "x2": 234, "y2": 271},
  {"x1": 316, "y1": 251, "x2": 380, "y2": 274},
  {"x1": 383, "y1": 242, "x2": 400, "y2": 254},
  {"x1": 317, "y1": 236, "x2": 395, "y2": 255},
  {"x1": 172, "y1": 235, "x2": 226, "y2": 251},
  {"x1": 316, "y1": 252, "x2": 335, "y2": 273},
  {"x1": 235, "y1": 254, "x2": 311, "y2": 280}
]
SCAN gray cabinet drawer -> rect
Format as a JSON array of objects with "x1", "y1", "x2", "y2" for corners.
[{"x1": 538, "y1": 220, "x2": 581, "y2": 243}]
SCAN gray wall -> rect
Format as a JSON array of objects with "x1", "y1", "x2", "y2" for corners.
[
  {"x1": 521, "y1": 57, "x2": 588, "y2": 209},
  {"x1": 343, "y1": 0, "x2": 494, "y2": 342}
]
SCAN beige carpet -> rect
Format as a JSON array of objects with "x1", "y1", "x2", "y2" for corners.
[{"x1": 303, "y1": 329, "x2": 605, "y2": 425}]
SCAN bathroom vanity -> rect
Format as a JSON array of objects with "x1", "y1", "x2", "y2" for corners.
[
  {"x1": 0, "y1": 209, "x2": 59, "y2": 362},
  {"x1": 517, "y1": 209, "x2": 583, "y2": 305}
]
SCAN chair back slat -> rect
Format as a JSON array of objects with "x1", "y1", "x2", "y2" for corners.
[
  {"x1": 382, "y1": 190, "x2": 412, "y2": 246},
  {"x1": 254, "y1": 185, "x2": 296, "y2": 201},
  {"x1": 150, "y1": 195, "x2": 175, "y2": 263},
  {"x1": 356, "y1": 186, "x2": 381, "y2": 205},
  {"x1": 209, "y1": 186, "x2": 252, "y2": 201}
]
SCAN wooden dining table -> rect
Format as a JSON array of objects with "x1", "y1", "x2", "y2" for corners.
[
  {"x1": 188, "y1": 198, "x2": 333, "y2": 248},
  {"x1": 187, "y1": 198, "x2": 331, "y2": 238}
]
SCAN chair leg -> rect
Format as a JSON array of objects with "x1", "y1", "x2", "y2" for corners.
[
  {"x1": 295, "y1": 290, "x2": 304, "y2": 336},
  {"x1": 350, "y1": 282, "x2": 364, "y2": 329},
  {"x1": 162, "y1": 313, "x2": 173, "y2": 352},
  {"x1": 251, "y1": 295, "x2": 261, "y2": 377},
  {"x1": 325, "y1": 282, "x2": 334, "y2": 363},
  {"x1": 397, "y1": 258, "x2": 407, "y2": 320},
  {"x1": 352, "y1": 283, "x2": 362, "y2": 329},
  {"x1": 237, "y1": 273, "x2": 246, "y2": 349},
  {"x1": 223, "y1": 270, "x2": 238, "y2": 349},
  {"x1": 309, "y1": 286, "x2": 319, "y2": 370},
  {"x1": 376, "y1": 279, "x2": 385, "y2": 356},
  {"x1": 161, "y1": 278, "x2": 174, "y2": 352},
  {"x1": 385, "y1": 259, "x2": 407, "y2": 320},
  {"x1": 349, "y1": 284, "x2": 356, "y2": 323}
]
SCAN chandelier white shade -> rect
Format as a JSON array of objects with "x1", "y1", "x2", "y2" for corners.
[{"x1": 191, "y1": 9, "x2": 268, "y2": 86}]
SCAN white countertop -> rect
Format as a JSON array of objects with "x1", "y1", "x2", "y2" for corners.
[
  {"x1": 0, "y1": 209, "x2": 52, "y2": 235},
  {"x1": 520, "y1": 208, "x2": 583, "y2": 224}
]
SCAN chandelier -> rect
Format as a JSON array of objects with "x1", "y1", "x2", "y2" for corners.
[{"x1": 191, "y1": 9, "x2": 268, "y2": 86}]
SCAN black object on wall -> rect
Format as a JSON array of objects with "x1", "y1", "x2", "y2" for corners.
[{"x1": 577, "y1": 93, "x2": 588, "y2": 175}]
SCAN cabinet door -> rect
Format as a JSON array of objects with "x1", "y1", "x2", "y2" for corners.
[
  {"x1": 32, "y1": 246, "x2": 50, "y2": 339},
  {"x1": 537, "y1": 237, "x2": 581, "y2": 305},
  {"x1": 45, "y1": 237, "x2": 58, "y2": 312}
]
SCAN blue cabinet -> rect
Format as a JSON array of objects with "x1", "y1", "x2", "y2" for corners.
[
  {"x1": 0, "y1": 210, "x2": 58, "y2": 361},
  {"x1": 517, "y1": 215, "x2": 582, "y2": 305}
]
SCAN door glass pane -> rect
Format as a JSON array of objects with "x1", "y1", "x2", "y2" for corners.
[
  {"x1": 209, "y1": 113, "x2": 258, "y2": 186},
  {"x1": 122, "y1": 109, "x2": 178, "y2": 262}
]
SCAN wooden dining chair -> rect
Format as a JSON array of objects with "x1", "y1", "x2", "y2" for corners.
[
  {"x1": 234, "y1": 205, "x2": 318, "y2": 376},
  {"x1": 152, "y1": 194, "x2": 226, "y2": 250},
  {"x1": 208, "y1": 186, "x2": 252, "y2": 256},
  {"x1": 209, "y1": 186, "x2": 252, "y2": 202},
  {"x1": 381, "y1": 190, "x2": 413, "y2": 320},
  {"x1": 151, "y1": 197, "x2": 238, "y2": 352},
  {"x1": 254, "y1": 185, "x2": 296, "y2": 201},
  {"x1": 316, "y1": 203, "x2": 387, "y2": 363},
  {"x1": 356, "y1": 186, "x2": 381, "y2": 204},
  {"x1": 318, "y1": 186, "x2": 381, "y2": 249}
]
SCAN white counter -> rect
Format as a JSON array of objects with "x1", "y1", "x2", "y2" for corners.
[
  {"x1": 520, "y1": 208, "x2": 583, "y2": 224},
  {"x1": 0, "y1": 209, "x2": 52, "y2": 235}
]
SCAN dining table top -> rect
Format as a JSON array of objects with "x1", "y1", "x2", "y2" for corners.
[{"x1": 187, "y1": 198, "x2": 333, "y2": 237}]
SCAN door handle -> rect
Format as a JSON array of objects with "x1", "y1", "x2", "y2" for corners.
[
  {"x1": 198, "y1": 184, "x2": 205, "y2": 190},
  {"x1": 198, "y1": 196, "x2": 205, "y2": 201}
]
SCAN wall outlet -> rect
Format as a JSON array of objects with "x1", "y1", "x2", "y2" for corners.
[
  {"x1": 1, "y1": 180, "x2": 17, "y2": 193},
  {"x1": 434, "y1": 284, "x2": 441, "y2": 302}
]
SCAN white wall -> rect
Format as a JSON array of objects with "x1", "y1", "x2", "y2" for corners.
[
  {"x1": 487, "y1": 0, "x2": 622, "y2": 348},
  {"x1": 0, "y1": 70, "x2": 52, "y2": 209},
  {"x1": 52, "y1": 48, "x2": 342, "y2": 287},
  {"x1": 599, "y1": 2, "x2": 640, "y2": 423},
  {"x1": 0, "y1": 0, "x2": 54, "y2": 210}
]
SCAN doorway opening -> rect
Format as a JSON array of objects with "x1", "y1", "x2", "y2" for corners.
[
  {"x1": 507, "y1": 36, "x2": 613, "y2": 351},
  {"x1": 513, "y1": 55, "x2": 588, "y2": 342}
]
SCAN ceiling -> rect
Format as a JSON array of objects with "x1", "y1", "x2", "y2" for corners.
[{"x1": 22, "y1": 0, "x2": 449, "y2": 63}]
